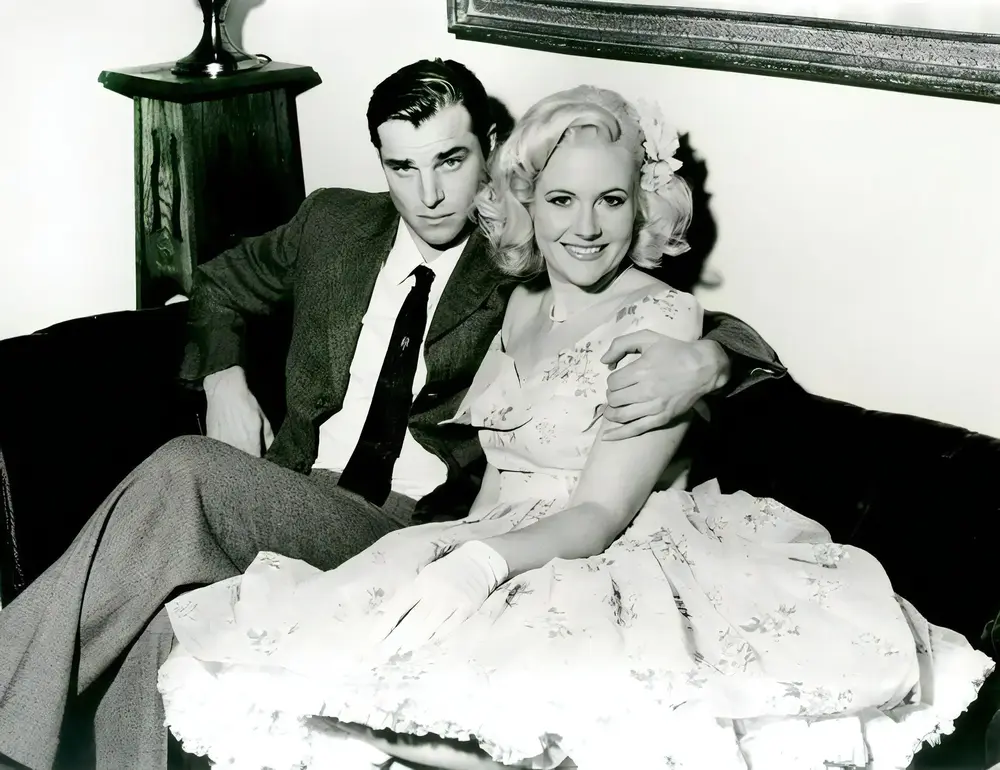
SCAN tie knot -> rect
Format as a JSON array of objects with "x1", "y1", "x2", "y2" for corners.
[{"x1": 412, "y1": 264, "x2": 434, "y2": 289}]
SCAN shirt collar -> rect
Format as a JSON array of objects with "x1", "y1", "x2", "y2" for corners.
[{"x1": 383, "y1": 217, "x2": 468, "y2": 287}]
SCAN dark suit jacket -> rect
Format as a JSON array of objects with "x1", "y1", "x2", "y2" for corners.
[{"x1": 180, "y1": 188, "x2": 786, "y2": 516}]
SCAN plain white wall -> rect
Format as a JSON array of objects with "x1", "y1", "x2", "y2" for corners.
[{"x1": 1, "y1": 0, "x2": 998, "y2": 438}]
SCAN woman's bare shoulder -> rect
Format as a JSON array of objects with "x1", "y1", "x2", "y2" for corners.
[
  {"x1": 617, "y1": 268, "x2": 674, "y2": 298},
  {"x1": 502, "y1": 280, "x2": 545, "y2": 343}
]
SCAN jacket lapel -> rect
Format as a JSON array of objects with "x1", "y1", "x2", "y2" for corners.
[
  {"x1": 322, "y1": 204, "x2": 506, "y2": 412},
  {"x1": 325, "y1": 194, "x2": 399, "y2": 409},
  {"x1": 426, "y1": 230, "x2": 506, "y2": 346}
]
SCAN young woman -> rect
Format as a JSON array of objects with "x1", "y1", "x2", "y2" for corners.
[{"x1": 158, "y1": 86, "x2": 993, "y2": 770}]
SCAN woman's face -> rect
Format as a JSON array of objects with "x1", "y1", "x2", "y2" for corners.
[{"x1": 531, "y1": 137, "x2": 636, "y2": 289}]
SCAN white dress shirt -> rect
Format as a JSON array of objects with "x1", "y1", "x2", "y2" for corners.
[{"x1": 312, "y1": 218, "x2": 466, "y2": 500}]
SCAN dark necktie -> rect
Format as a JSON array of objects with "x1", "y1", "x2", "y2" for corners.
[{"x1": 338, "y1": 264, "x2": 435, "y2": 506}]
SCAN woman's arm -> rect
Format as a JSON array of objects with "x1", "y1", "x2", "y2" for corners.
[
  {"x1": 481, "y1": 411, "x2": 691, "y2": 579},
  {"x1": 467, "y1": 464, "x2": 502, "y2": 518},
  {"x1": 181, "y1": 190, "x2": 325, "y2": 385}
]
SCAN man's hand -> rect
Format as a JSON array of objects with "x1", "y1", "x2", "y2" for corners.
[
  {"x1": 600, "y1": 331, "x2": 731, "y2": 440},
  {"x1": 204, "y1": 366, "x2": 274, "y2": 456},
  {"x1": 368, "y1": 541, "x2": 509, "y2": 658}
]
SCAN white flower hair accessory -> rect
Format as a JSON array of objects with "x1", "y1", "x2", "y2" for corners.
[{"x1": 636, "y1": 98, "x2": 683, "y2": 193}]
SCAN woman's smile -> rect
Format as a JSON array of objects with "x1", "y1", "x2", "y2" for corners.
[{"x1": 561, "y1": 243, "x2": 607, "y2": 260}]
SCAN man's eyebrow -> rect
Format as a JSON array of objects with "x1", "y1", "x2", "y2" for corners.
[
  {"x1": 382, "y1": 146, "x2": 469, "y2": 167},
  {"x1": 434, "y1": 146, "x2": 470, "y2": 162}
]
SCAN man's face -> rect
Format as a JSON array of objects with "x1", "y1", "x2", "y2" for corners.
[{"x1": 377, "y1": 104, "x2": 487, "y2": 255}]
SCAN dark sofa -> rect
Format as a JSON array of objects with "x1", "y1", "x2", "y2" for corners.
[{"x1": 0, "y1": 305, "x2": 997, "y2": 768}]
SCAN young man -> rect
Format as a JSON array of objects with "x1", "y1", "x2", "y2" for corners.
[{"x1": 0, "y1": 59, "x2": 783, "y2": 770}]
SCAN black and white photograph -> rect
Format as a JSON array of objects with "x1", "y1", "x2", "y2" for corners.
[{"x1": 0, "y1": 1, "x2": 998, "y2": 769}]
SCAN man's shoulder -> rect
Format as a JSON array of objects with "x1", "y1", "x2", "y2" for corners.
[
  {"x1": 303, "y1": 187, "x2": 393, "y2": 218},
  {"x1": 296, "y1": 187, "x2": 399, "y2": 246},
  {"x1": 307, "y1": 186, "x2": 389, "y2": 205}
]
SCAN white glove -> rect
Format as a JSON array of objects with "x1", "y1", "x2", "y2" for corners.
[{"x1": 368, "y1": 540, "x2": 509, "y2": 658}]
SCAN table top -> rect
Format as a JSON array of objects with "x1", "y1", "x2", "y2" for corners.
[{"x1": 99, "y1": 60, "x2": 322, "y2": 104}]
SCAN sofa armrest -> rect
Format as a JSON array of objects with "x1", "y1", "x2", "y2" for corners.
[{"x1": 0, "y1": 304, "x2": 204, "y2": 605}]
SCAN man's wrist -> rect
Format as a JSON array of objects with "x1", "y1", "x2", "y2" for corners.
[{"x1": 698, "y1": 339, "x2": 731, "y2": 395}]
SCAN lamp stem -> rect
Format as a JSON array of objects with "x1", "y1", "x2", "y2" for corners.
[{"x1": 172, "y1": 0, "x2": 266, "y2": 78}]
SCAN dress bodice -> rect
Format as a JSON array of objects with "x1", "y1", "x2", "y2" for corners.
[{"x1": 442, "y1": 287, "x2": 701, "y2": 507}]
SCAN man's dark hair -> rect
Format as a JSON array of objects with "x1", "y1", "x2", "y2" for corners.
[{"x1": 367, "y1": 58, "x2": 494, "y2": 157}]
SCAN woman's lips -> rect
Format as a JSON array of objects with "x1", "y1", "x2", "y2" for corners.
[{"x1": 562, "y1": 243, "x2": 606, "y2": 260}]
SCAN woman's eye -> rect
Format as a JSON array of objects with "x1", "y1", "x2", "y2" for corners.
[
  {"x1": 547, "y1": 196, "x2": 572, "y2": 207},
  {"x1": 603, "y1": 196, "x2": 626, "y2": 207}
]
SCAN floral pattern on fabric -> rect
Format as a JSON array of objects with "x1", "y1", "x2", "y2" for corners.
[{"x1": 158, "y1": 286, "x2": 995, "y2": 770}]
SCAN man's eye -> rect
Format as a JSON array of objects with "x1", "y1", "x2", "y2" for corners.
[{"x1": 441, "y1": 158, "x2": 463, "y2": 169}]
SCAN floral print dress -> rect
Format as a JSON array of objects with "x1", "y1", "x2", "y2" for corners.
[{"x1": 158, "y1": 287, "x2": 994, "y2": 770}]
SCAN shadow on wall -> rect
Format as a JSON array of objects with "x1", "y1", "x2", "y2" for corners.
[
  {"x1": 650, "y1": 133, "x2": 720, "y2": 295},
  {"x1": 485, "y1": 97, "x2": 720, "y2": 295}
]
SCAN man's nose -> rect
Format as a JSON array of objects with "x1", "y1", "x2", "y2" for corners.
[{"x1": 419, "y1": 171, "x2": 444, "y2": 209}]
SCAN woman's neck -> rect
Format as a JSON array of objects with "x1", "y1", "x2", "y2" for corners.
[{"x1": 546, "y1": 263, "x2": 632, "y2": 323}]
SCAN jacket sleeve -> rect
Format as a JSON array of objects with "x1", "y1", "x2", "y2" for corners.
[
  {"x1": 179, "y1": 190, "x2": 324, "y2": 386},
  {"x1": 702, "y1": 310, "x2": 788, "y2": 397}
]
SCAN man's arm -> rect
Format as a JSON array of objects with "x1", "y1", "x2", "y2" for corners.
[
  {"x1": 702, "y1": 310, "x2": 787, "y2": 397},
  {"x1": 180, "y1": 190, "x2": 324, "y2": 454},
  {"x1": 601, "y1": 306, "x2": 786, "y2": 440},
  {"x1": 180, "y1": 190, "x2": 323, "y2": 385}
]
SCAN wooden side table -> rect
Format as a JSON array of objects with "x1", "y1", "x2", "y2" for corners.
[{"x1": 99, "y1": 61, "x2": 322, "y2": 308}]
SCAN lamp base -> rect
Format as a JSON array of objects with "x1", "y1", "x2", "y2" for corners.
[
  {"x1": 172, "y1": 53, "x2": 266, "y2": 78},
  {"x1": 171, "y1": 16, "x2": 267, "y2": 78}
]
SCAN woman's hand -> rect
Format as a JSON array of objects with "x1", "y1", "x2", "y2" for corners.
[{"x1": 368, "y1": 541, "x2": 509, "y2": 657}]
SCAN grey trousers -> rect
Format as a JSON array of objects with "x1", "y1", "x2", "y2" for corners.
[{"x1": 0, "y1": 435, "x2": 416, "y2": 770}]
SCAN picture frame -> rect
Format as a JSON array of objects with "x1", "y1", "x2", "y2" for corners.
[{"x1": 447, "y1": 0, "x2": 1000, "y2": 103}]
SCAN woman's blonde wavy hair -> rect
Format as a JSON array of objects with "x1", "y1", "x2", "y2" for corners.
[{"x1": 474, "y1": 85, "x2": 692, "y2": 278}]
